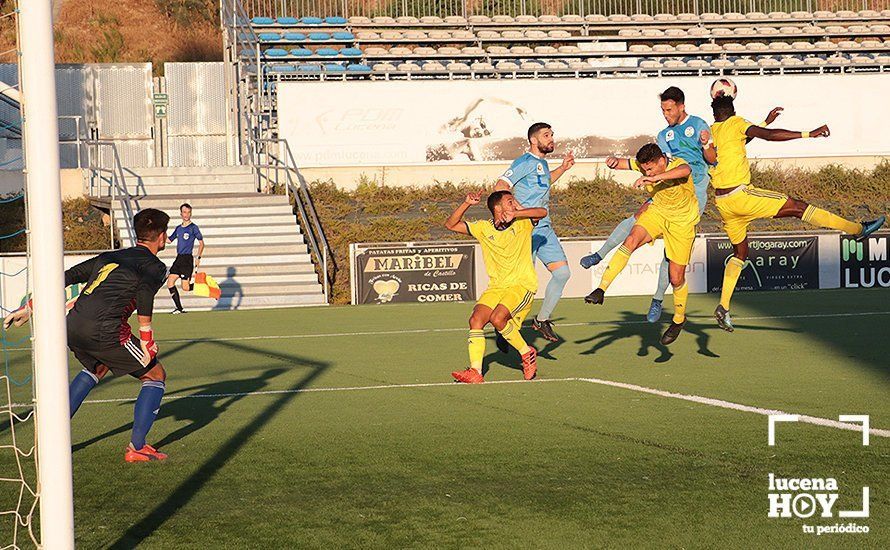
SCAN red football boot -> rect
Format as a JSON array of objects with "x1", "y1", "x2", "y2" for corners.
[
  {"x1": 452, "y1": 368, "x2": 484, "y2": 384},
  {"x1": 521, "y1": 346, "x2": 537, "y2": 380},
  {"x1": 125, "y1": 443, "x2": 168, "y2": 462}
]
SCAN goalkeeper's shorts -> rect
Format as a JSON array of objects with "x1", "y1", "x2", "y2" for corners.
[
  {"x1": 477, "y1": 285, "x2": 535, "y2": 325},
  {"x1": 70, "y1": 335, "x2": 157, "y2": 378}
]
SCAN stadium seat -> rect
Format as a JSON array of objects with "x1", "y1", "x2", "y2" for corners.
[
  {"x1": 618, "y1": 29, "x2": 641, "y2": 37},
  {"x1": 397, "y1": 62, "x2": 422, "y2": 71},
  {"x1": 585, "y1": 14, "x2": 608, "y2": 23},
  {"x1": 825, "y1": 26, "x2": 848, "y2": 34},
  {"x1": 803, "y1": 56, "x2": 826, "y2": 65},
  {"x1": 631, "y1": 14, "x2": 653, "y2": 22},
  {"x1": 758, "y1": 56, "x2": 781, "y2": 67},
  {"x1": 302, "y1": 17, "x2": 323, "y2": 25},
  {"x1": 768, "y1": 41, "x2": 793, "y2": 50},
  {"x1": 268, "y1": 64, "x2": 296, "y2": 73},
  {"x1": 461, "y1": 46, "x2": 484, "y2": 55},
  {"x1": 347, "y1": 63, "x2": 372, "y2": 72},
  {"x1": 496, "y1": 61, "x2": 520, "y2": 71},
  {"x1": 723, "y1": 42, "x2": 745, "y2": 51},
  {"x1": 544, "y1": 60, "x2": 568, "y2": 69},
  {"x1": 341, "y1": 48, "x2": 362, "y2": 57},
  {"x1": 791, "y1": 11, "x2": 812, "y2": 19},
  {"x1": 413, "y1": 46, "x2": 437, "y2": 55},
  {"x1": 561, "y1": 15, "x2": 584, "y2": 23},
  {"x1": 309, "y1": 32, "x2": 331, "y2": 41},
  {"x1": 316, "y1": 48, "x2": 339, "y2": 56},
  {"x1": 471, "y1": 61, "x2": 495, "y2": 71},
  {"x1": 251, "y1": 17, "x2": 273, "y2": 25},
  {"x1": 404, "y1": 31, "x2": 428, "y2": 39},
  {"x1": 851, "y1": 55, "x2": 876, "y2": 64},
  {"x1": 558, "y1": 45, "x2": 581, "y2": 54},
  {"x1": 781, "y1": 56, "x2": 805, "y2": 66},
  {"x1": 477, "y1": 30, "x2": 500, "y2": 39},
  {"x1": 701, "y1": 13, "x2": 722, "y2": 21},
  {"x1": 421, "y1": 16, "x2": 444, "y2": 25},
  {"x1": 372, "y1": 62, "x2": 397, "y2": 72},
  {"x1": 791, "y1": 41, "x2": 815, "y2": 50},
  {"x1": 677, "y1": 13, "x2": 698, "y2": 22},
  {"x1": 356, "y1": 31, "x2": 380, "y2": 40},
  {"x1": 642, "y1": 29, "x2": 665, "y2": 37},
  {"x1": 259, "y1": 33, "x2": 281, "y2": 41},
  {"x1": 629, "y1": 44, "x2": 652, "y2": 53},
  {"x1": 732, "y1": 27, "x2": 754, "y2": 35},
  {"x1": 757, "y1": 27, "x2": 780, "y2": 35},
  {"x1": 510, "y1": 46, "x2": 534, "y2": 55},
  {"x1": 815, "y1": 40, "x2": 837, "y2": 50},
  {"x1": 380, "y1": 31, "x2": 403, "y2": 40},
  {"x1": 700, "y1": 43, "x2": 723, "y2": 52},
  {"x1": 276, "y1": 17, "x2": 298, "y2": 25},
  {"x1": 446, "y1": 62, "x2": 471, "y2": 71},
  {"x1": 652, "y1": 44, "x2": 675, "y2": 52},
  {"x1": 452, "y1": 30, "x2": 475, "y2": 39},
  {"x1": 779, "y1": 26, "x2": 803, "y2": 34},
  {"x1": 871, "y1": 24, "x2": 890, "y2": 33},
  {"x1": 548, "y1": 30, "x2": 572, "y2": 39},
  {"x1": 535, "y1": 46, "x2": 558, "y2": 54},
  {"x1": 521, "y1": 60, "x2": 544, "y2": 70},
  {"x1": 640, "y1": 59, "x2": 662, "y2": 68},
  {"x1": 324, "y1": 63, "x2": 346, "y2": 72},
  {"x1": 876, "y1": 55, "x2": 890, "y2": 64},
  {"x1": 712, "y1": 28, "x2": 734, "y2": 36},
  {"x1": 373, "y1": 16, "x2": 396, "y2": 24},
  {"x1": 396, "y1": 16, "x2": 419, "y2": 24},
  {"x1": 710, "y1": 58, "x2": 733, "y2": 68},
  {"x1": 422, "y1": 61, "x2": 446, "y2": 71},
  {"x1": 349, "y1": 16, "x2": 371, "y2": 25},
  {"x1": 848, "y1": 25, "x2": 871, "y2": 33},
  {"x1": 745, "y1": 42, "x2": 768, "y2": 51},
  {"x1": 882, "y1": 10, "x2": 890, "y2": 17},
  {"x1": 263, "y1": 48, "x2": 288, "y2": 57},
  {"x1": 468, "y1": 15, "x2": 491, "y2": 24},
  {"x1": 827, "y1": 54, "x2": 851, "y2": 64},
  {"x1": 486, "y1": 45, "x2": 509, "y2": 54},
  {"x1": 331, "y1": 32, "x2": 353, "y2": 40},
  {"x1": 526, "y1": 30, "x2": 548, "y2": 39},
  {"x1": 444, "y1": 16, "x2": 467, "y2": 25},
  {"x1": 492, "y1": 15, "x2": 515, "y2": 23},
  {"x1": 663, "y1": 59, "x2": 687, "y2": 68},
  {"x1": 517, "y1": 15, "x2": 538, "y2": 24},
  {"x1": 283, "y1": 33, "x2": 307, "y2": 41},
  {"x1": 838, "y1": 40, "x2": 861, "y2": 49},
  {"x1": 298, "y1": 64, "x2": 322, "y2": 72},
  {"x1": 769, "y1": 11, "x2": 791, "y2": 19},
  {"x1": 836, "y1": 11, "x2": 857, "y2": 19},
  {"x1": 688, "y1": 27, "x2": 709, "y2": 36},
  {"x1": 568, "y1": 60, "x2": 591, "y2": 70},
  {"x1": 289, "y1": 48, "x2": 312, "y2": 56},
  {"x1": 608, "y1": 14, "x2": 631, "y2": 22},
  {"x1": 654, "y1": 13, "x2": 677, "y2": 22},
  {"x1": 502, "y1": 30, "x2": 524, "y2": 39},
  {"x1": 802, "y1": 25, "x2": 824, "y2": 33},
  {"x1": 734, "y1": 57, "x2": 758, "y2": 67},
  {"x1": 363, "y1": 46, "x2": 387, "y2": 55},
  {"x1": 687, "y1": 58, "x2": 710, "y2": 68},
  {"x1": 745, "y1": 12, "x2": 766, "y2": 21},
  {"x1": 676, "y1": 44, "x2": 698, "y2": 53},
  {"x1": 389, "y1": 46, "x2": 412, "y2": 56},
  {"x1": 665, "y1": 29, "x2": 688, "y2": 38},
  {"x1": 724, "y1": 12, "x2": 745, "y2": 20},
  {"x1": 429, "y1": 30, "x2": 452, "y2": 39},
  {"x1": 860, "y1": 39, "x2": 883, "y2": 48},
  {"x1": 437, "y1": 46, "x2": 461, "y2": 55}
]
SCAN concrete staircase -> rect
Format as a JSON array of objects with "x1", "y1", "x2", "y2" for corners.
[{"x1": 112, "y1": 166, "x2": 327, "y2": 311}]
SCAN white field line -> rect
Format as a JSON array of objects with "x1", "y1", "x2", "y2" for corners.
[
  {"x1": 4, "y1": 310, "x2": 890, "y2": 352},
  {"x1": 6, "y1": 375, "x2": 887, "y2": 439}
]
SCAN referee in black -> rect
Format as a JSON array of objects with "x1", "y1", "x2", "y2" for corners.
[{"x1": 166, "y1": 203, "x2": 204, "y2": 314}]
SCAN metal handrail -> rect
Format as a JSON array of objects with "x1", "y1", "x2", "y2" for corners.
[
  {"x1": 80, "y1": 140, "x2": 136, "y2": 250},
  {"x1": 251, "y1": 136, "x2": 335, "y2": 302}
]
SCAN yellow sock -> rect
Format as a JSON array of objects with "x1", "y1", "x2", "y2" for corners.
[
  {"x1": 467, "y1": 330, "x2": 485, "y2": 372},
  {"x1": 499, "y1": 318, "x2": 529, "y2": 355},
  {"x1": 672, "y1": 282, "x2": 688, "y2": 324},
  {"x1": 720, "y1": 257, "x2": 745, "y2": 310},
  {"x1": 802, "y1": 205, "x2": 862, "y2": 235},
  {"x1": 599, "y1": 245, "x2": 632, "y2": 291}
]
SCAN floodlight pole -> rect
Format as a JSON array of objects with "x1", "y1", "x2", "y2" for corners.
[{"x1": 19, "y1": 0, "x2": 76, "y2": 548}]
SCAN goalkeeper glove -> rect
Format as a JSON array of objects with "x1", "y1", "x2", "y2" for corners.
[
  {"x1": 3, "y1": 300, "x2": 32, "y2": 330},
  {"x1": 139, "y1": 325, "x2": 159, "y2": 366}
]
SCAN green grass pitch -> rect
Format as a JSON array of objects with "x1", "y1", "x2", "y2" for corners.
[{"x1": 2, "y1": 288, "x2": 888, "y2": 548}]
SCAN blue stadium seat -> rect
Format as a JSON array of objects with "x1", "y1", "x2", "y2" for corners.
[
  {"x1": 326, "y1": 16, "x2": 348, "y2": 25},
  {"x1": 302, "y1": 17, "x2": 324, "y2": 25},
  {"x1": 298, "y1": 64, "x2": 323, "y2": 72},
  {"x1": 283, "y1": 32, "x2": 307, "y2": 41},
  {"x1": 332, "y1": 32, "x2": 355, "y2": 40},
  {"x1": 289, "y1": 48, "x2": 313, "y2": 57},
  {"x1": 258, "y1": 32, "x2": 281, "y2": 41},
  {"x1": 347, "y1": 63, "x2": 372, "y2": 72},
  {"x1": 263, "y1": 48, "x2": 288, "y2": 58},
  {"x1": 325, "y1": 64, "x2": 347, "y2": 72},
  {"x1": 316, "y1": 48, "x2": 339, "y2": 56},
  {"x1": 251, "y1": 17, "x2": 274, "y2": 25},
  {"x1": 340, "y1": 48, "x2": 362, "y2": 57},
  {"x1": 309, "y1": 32, "x2": 331, "y2": 41},
  {"x1": 269, "y1": 65, "x2": 297, "y2": 73},
  {"x1": 277, "y1": 17, "x2": 298, "y2": 25}
]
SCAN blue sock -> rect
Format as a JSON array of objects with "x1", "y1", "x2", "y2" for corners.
[
  {"x1": 69, "y1": 370, "x2": 99, "y2": 417},
  {"x1": 537, "y1": 264, "x2": 570, "y2": 321},
  {"x1": 131, "y1": 381, "x2": 165, "y2": 449},
  {"x1": 597, "y1": 215, "x2": 636, "y2": 257},
  {"x1": 653, "y1": 257, "x2": 671, "y2": 301}
]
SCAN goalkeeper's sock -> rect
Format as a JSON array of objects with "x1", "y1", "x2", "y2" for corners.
[
  {"x1": 801, "y1": 205, "x2": 862, "y2": 235},
  {"x1": 69, "y1": 369, "x2": 98, "y2": 417},
  {"x1": 653, "y1": 256, "x2": 671, "y2": 301},
  {"x1": 720, "y1": 257, "x2": 746, "y2": 310},
  {"x1": 671, "y1": 282, "x2": 689, "y2": 324},
  {"x1": 596, "y1": 215, "x2": 636, "y2": 258},
  {"x1": 131, "y1": 381, "x2": 165, "y2": 450},
  {"x1": 467, "y1": 329, "x2": 485, "y2": 373},
  {"x1": 169, "y1": 286, "x2": 183, "y2": 310},
  {"x1": 499, "y1": 318, "x2": 529, "y2": 355},
  {"x1": 599, "y1": 245, "x2": 632, "y2": 291}
]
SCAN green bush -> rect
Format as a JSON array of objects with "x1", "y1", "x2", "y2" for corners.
[
  {"x1": 312, "y1": 161, "x2": 890, "y2": 304},
  {"x1": 0, "y1": 197, "x2": 110, "y2": 253}
]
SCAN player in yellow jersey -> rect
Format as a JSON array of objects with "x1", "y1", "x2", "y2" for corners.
[
  {"x1": 444, "y1": 190, "x2": 547, "y2": 383},
  {"x1": 584, "y1": 144, "x2": 700, "y2": 345},
  {"x1": 704, "y1": 94, "x2": 886, "y2": 332}
]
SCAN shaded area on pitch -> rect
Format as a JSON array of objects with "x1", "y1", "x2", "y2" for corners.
[
  {"x1": 481, "y1": 318, "x2": 567, "y2": 377},
  {"x1": 100, "y1": 339, "x2": 330, "y2": 549}
]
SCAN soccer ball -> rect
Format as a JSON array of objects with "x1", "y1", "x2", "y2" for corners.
[{"x1": 710, "y1": 78, "x2": 738, "y2": 99}]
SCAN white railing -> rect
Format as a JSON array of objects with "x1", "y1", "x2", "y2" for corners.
[
  {"x1": 249, "y1": 135, "x2": 335, "y2": 303},
  {"x1": 80, "y1": 140, "x2": 137, "y2": 250}
]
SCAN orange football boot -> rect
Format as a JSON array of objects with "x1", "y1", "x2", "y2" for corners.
[
  {"x1": 452, "y1": 368, "x2": 484, "y2": 384},
  {"x1": 521, "y1": 346, "x2": 537, "y2": 380},
  {"x1": 125, "y1": 444, "x2": 168, "y2": 462}
]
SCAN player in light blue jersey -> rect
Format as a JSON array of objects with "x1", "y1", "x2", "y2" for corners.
[
  {"x1": 494, "y1": 122, "x2": 575, "y2": 343},
  {"x1": 580, "y1": 87, "x2": 781, "y2": 323}
]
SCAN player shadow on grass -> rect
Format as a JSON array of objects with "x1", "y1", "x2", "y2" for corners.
[
  {"x1": 83, "y1": 339, "x2": 330, "y2": 549},
  {"x1": 71, "y1": 366, "x2": 288, "y2": 454},
  {"x1": 481, "y1": 319, "x2": 565, "y2": 376},
  {"x1": 212, "y1": 267, "x2": 243, "y2": 311},
  {"x1": 574, "y1": 310, "x2": 797, "y2": 363}
]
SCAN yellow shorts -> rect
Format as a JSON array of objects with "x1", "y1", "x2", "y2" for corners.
[
  {"x1": 476, "y1": 285, "x2": 535, "y2": 324},
  {"x1": 716, "y1": 185, "x2": 788, "y2": 244},
  {"x1": 635, "y1": 206, "x2": 698, "y2": 265}
]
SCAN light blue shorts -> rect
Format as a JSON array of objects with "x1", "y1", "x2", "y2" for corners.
[{"x1": 531, "y1": 223, "x2": 567, "y2": 266}]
